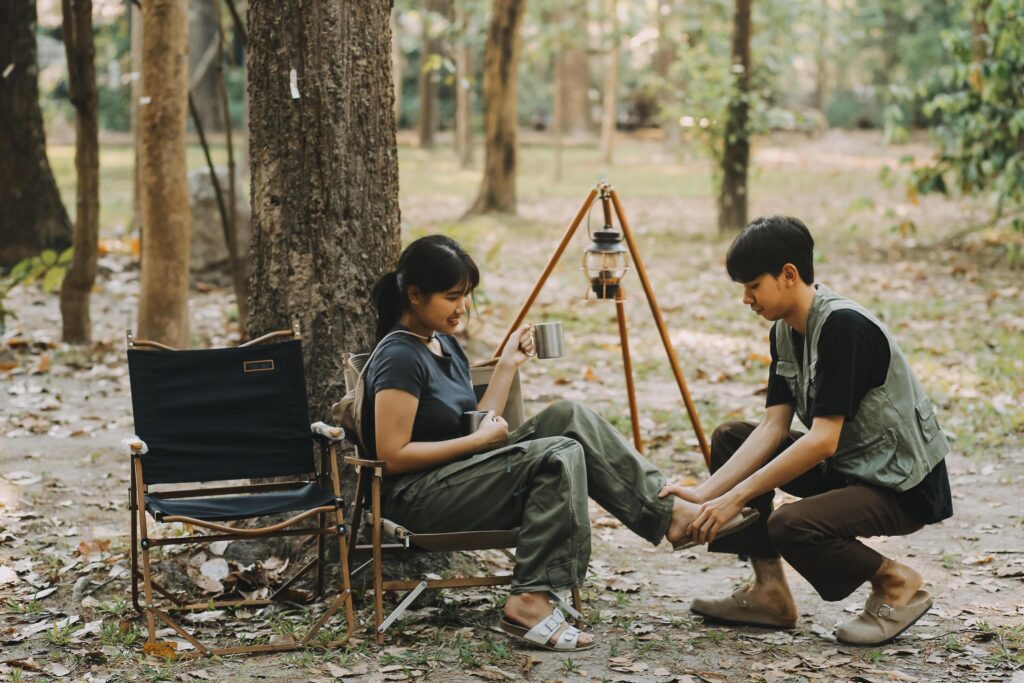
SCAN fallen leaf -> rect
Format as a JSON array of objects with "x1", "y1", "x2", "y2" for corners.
[{"x1": 142, "y1": 640, "x2": 178, "y2": 660}]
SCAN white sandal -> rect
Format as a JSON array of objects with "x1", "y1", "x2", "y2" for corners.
[{"x1": 498, "y1": 607, "x2": 595, "y2": 651}]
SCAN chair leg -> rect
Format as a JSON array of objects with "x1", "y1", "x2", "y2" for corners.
[
  {"x1": 572, "y1": 587, "x2": 583, "y2": 616},
  {"x1": 130, "y1": 482, "x2": 141, "y2": 615},
  {"x1": 371, "y1": 470, "x2": 385, "y2": 645},
  {"x1": 316, "y1": 512, "x2": 326, "y2": 600}
]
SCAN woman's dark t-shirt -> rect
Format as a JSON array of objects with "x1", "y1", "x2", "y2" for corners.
[
  {"x1": 766, "y1": 309, "x2": 953, "y2": 526},
  {"x1": 360, "y1": 327, "x2": 477, "y2": 458}
]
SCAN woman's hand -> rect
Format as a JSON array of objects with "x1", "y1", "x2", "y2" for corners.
[
  {"x1": 498, "y1": 324, "x2": 533, "y2": 369},
  {"x1": 474, "y1": 411, "x2": 509, "y2": 450},
  {"x1": 687, "y1": 490, "x2": 744, "y2": 544}
]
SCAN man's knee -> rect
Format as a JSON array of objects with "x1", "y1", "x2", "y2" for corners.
[
  {"x1": 710, "y1": 420, "x2": 752, "y2": 470},
  {"x1": 766, "y1": 504, "x2": 814, "y2": 551}
]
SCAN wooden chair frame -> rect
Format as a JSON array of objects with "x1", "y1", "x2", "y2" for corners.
[
  {"x1": 127, "y1": 325, "x2": 354, "y2": 657},
  {"x1": 341, "y1": 353, "x2": 582, "y2": 644}
]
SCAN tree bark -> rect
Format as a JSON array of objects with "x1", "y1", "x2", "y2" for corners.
[
  {"x1": 599, "y1": 0, "x2": 619, "y2": 165},
  {"x1": 59, "y1": 0, "x2": 100, "y2": 344},
  {"x1": 418, "y1": 0, "x2": 440, "y2": 149},
  {"x1": 392, "y1": 7, "x2": 403, "y2": 125},
  {"x1": 0, "y1": 0, "x2": 72, "y2": 268},
  {"x1": 467, "y1": 0, "x2": 525, "y2": 215},
  {"x1": 248, "y1": 0, "x2": 401, "y2": 423},
  {"x1": 138, "y1": 0, "x2": 191, "y2": 347},
  {"x1": 717, "y1": 0, "x2": 752, "y2": 234},
  {"x1": 189, "y1": 0, "x2": 224, "y2": 132},
  {"x1": 454, "y1": 4, "x2": 475, "y2": 169}
]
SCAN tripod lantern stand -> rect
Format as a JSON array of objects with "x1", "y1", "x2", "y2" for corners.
[{"x1": 493, "y1": 181, "x2": 711, "y2": 466}]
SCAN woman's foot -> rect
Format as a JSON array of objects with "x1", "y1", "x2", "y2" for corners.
[{"x1": 503, "y1": 593, "x2": 594, "y2": 649}]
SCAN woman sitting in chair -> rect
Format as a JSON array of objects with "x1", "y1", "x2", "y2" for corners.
[{"x1": 364, "y1": 234, "x2": 756, "y2": 651}]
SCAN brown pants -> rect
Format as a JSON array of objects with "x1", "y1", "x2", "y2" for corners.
[{"x1": 709, "y1": 421, "x2": 924, "y2": 601}]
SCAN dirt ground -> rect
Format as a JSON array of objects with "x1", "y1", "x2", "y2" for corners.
[{"x1": 2, "y1": 131, "x2": 1023, "y2": 682}]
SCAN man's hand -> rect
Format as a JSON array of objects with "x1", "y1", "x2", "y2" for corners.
[
  {"x1": 688, "y1": 490, "x2": 745, "y2": 544},
  {"x1": 658, "y1": 483, "x2": 706, "y2": 504}
]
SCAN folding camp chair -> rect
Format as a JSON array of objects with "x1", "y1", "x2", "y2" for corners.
[
  {"x1": 341, "y1": 352, "x2": 582, "y2": 644},
  {"x1": 126, "y1": 322, "x2": 354, "y2": 657}
]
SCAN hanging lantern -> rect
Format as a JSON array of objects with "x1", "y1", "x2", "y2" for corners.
[{"x1": 582, "y1": 227, "x2": 630, "y2": 300}]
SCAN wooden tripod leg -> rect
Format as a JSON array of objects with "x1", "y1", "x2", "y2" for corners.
[
  {"x1": 609, "y1": 190, "x2": 711, "y2": 465},
  {"x1": 615, "y1": 289, "x2": 643, "y2": 453},
  {"x1": 493, "y1": 189, "x2": 599, "y2": 357}
]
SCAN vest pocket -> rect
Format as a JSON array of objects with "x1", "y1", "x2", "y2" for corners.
[{"x1": 915, "y1": 397, "x2": 940, "y2": 442}]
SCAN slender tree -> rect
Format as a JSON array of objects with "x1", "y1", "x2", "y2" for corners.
[
  {"x1": 454, "y1": 2, "x2": 475, "y2": 169},
  {"x1": 468, "y1": 0, "x2": 526, "y2": 215},
  {"x1": 717, "y1": 0, "x2": 752, "y2": 233},
  {"x1": 138, "y1": 0, "x2": 192, "y2": 347},
  {"x1": 248, "y1": 0, "x2": 401, "y2": 421},
  {"x1": 189, "y1": 0, "x2": 224, "y2": 132},
  {"x1": 0, "y1": 0, "x2": 72, "y2": 268},
  {"x1": 418, "y1": 0, "x2": 440, "y2": 149},
  {"x1": 59, "y1": 0, "x2": 100, "y2": 344},
  {"x1": 599, "y1": 0, "x2": 620, "y2": 165}
]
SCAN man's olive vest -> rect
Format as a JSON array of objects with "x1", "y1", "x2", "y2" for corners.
[{"x1": 774, "y1": 284, "x2": 949, "y2": 492}]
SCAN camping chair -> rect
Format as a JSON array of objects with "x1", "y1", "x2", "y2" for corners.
[
  {"x1": 341, "y1": 352, "x2": 582, "y2": 644},
  {"x1": 125, "y1": 322, "x2": 354, "y2": 657}
]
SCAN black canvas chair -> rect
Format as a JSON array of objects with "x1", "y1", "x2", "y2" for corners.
[
  {"x1": 126, "y1": 323, "x2": 354, "y2": 657},
  {"x1": 341, "y1": 352, "x2": 581, "y2": 644}
]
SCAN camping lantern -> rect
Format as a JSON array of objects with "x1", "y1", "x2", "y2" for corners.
[{"x1": 582, "y1": 227, "x2": 630, "y2": 300}]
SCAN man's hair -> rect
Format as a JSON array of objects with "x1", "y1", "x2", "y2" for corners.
[{"x1": 725, "y1": 215, "x2": 815, "y2": 284}]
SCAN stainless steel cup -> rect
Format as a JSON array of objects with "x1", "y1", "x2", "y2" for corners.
[
  {"x1": 532, "y1": 321, "x2": 564, "y2": 359},
  {"x1": 461, "y1": 410, "x2": 490, "y2": 435}
]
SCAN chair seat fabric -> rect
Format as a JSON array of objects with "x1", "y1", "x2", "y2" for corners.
[{"x1": 145, "y1": 482, "x2": 335, "y2": 522}]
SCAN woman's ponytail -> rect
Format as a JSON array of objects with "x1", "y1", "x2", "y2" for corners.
[{"x1": 371, "y1": 271, "x2": 403, "y2": 342}]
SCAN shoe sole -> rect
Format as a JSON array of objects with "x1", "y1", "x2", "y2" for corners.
[
  {"x1": 673, "y1": 508, "x2": 760, "y2": 551},
  {"x1": 835, "y1": 598, "x2": 933, "y2": 647},
  {"x1": 690, "y1": 606, "x2": 796, "y2": 630}
]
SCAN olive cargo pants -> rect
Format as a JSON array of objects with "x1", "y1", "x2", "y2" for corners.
[{"x1": 382, "y1": 399, "x2": 675, "y2": 593}]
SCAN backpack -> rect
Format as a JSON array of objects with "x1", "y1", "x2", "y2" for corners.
[{"x1": 331, "y1": 330, "x2": 427, "y2": 448}]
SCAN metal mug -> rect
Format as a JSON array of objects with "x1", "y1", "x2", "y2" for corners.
[
  {"x1": 529, "y1": 321, "x2": 564, "y2": 359},
  {"x1": 461, "y1": 410, "x2": 491, "y2": 435}
]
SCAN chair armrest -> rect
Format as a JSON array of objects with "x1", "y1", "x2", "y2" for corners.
[
  {"x1": 343, "y1": 456, "x2": 386, "y2": 468},
  {"x1": 121, "y1": 435, "x2": 148, "y2": 457},
  {"x1": 311, "y1": 421, "x2": 345, "y2": 443}
]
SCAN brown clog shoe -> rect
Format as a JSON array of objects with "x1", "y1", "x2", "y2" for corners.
[
  {"x1": 836, "y1": 590, "x2": 932, "y2": 646},
  {"x1": 690, "y1": 587, "x2": 797, "y2": 629}
]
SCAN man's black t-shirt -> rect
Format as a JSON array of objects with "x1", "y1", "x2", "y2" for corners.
[
  {"x1": 766, "y1": 309, "x2": 952, "y2": 525},
  {"x1": 360, "y1": 327, "x2": 477, "y2": 458}
]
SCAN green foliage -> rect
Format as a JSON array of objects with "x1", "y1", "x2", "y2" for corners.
[
  {"x1": 0, "y1": 248, "x2": 74, "y2": 332},
  {"x1": 912, "y1": 0, "x2": 1024, "y2": 226}
]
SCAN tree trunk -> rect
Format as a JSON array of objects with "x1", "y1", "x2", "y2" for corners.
[
  {"x1": 552, "y1": 52, "x2": 565, "y2": 181},
  {"x1": 138, "y1": 0, "x2": 191, "y2": 347},
  {"x1": 467, "y1": 0, "x2": 525, "y2": 215},
  {"x1": 58, "y1": 0, "x2": 100, "y2": 345},
  {"x1": 717, "y1": 0, "x2": 752, "y2": 234},
  {"x1": 454, "y1": 4, "x2": 475, "y2": 169},
  {"x1": 559, "y1": 47, "x2": 591, "y2": 138},
  {"x1": 418, "y1": 0, "x2": 439, "y2": 149},
  {"x1": 130, "y1": 1, "x2": 142, "y2": 236},
  {"x1": 392, "y1": 7, "x2": 403, "y2": 125},
  {"x1": 599, "y1": 0, "x2": 619, "y2": 165},
  {"x1": 812, "y1": 1, "x2": 829, "y2": 111},
  {"x1": 248, "y1": 0, "x2": 401, "y2": 423},
  {"x1": 0, "y1": 0, "x2": 72, "y2": 268},
  {"x1": 189, "y1": 0, "x2": 224, "y2": 132},
  {"x1": 653, "y1": 0, "x2": 681, "y2": 154}
]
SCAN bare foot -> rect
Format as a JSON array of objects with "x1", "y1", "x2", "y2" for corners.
[
  {"x1": 665, "y1": 496, "x2": 700, "y2": 546},
  {"x1": 747, "y1": 557, "x2": 799, "y2": 624},
  {"x1": 869, "y1": 558, "x2": 923, "y2": 607},
  {"x1": 504, "y1": 593, "x2": 594, "y2": 648}
]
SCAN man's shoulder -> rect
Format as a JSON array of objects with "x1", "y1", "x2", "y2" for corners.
[{"x1": 822, "y1": 307, "x2": 882, "y2": 335}]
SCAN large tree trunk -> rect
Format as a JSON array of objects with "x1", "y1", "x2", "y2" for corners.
[
  {"x1": 392, "y1": 7, "x2": 403, "y2": 125},
  {"x1": 59, "y1": 0, "x2": 100, "y2": 344},
  {"x1": 599, "y1": 0, "x2": 619, "y2": 165},
  {"x1": 189, "y1": 0, "x2": 224, "y2": 132},
  {"x1": 454, "y1": 4, "x2": 475, "y2": 169},
  {"x1": 717, "y1": 0, "x2": 752, "y2": 234},
  {"x1": 138, "y1": 0, "x2": 191, "y2": 347},
  {"x1": 467, "y1": 0, "x2": 525, "y2": 215},
  {"x1": 0, "y1": 0, "x2": 72, "y2": 268},
  {"x1": 417, "y1": 0, "x2": 440, "y2": 149},
  {"x1": 248, "y1": 0, "x2": 400, "y2": 423}
]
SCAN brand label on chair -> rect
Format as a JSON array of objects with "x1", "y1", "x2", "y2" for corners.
[{"x1": 244, "y1": 359, "x2": 276, "y2": 373}]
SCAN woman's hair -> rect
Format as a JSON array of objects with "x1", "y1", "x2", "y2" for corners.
[
  {"x1": 725, "y1": 215, "x2": 815, "y2": 285},
  {"x1": 371, "y1": 235, "x2": 481, "y2": 341}
]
